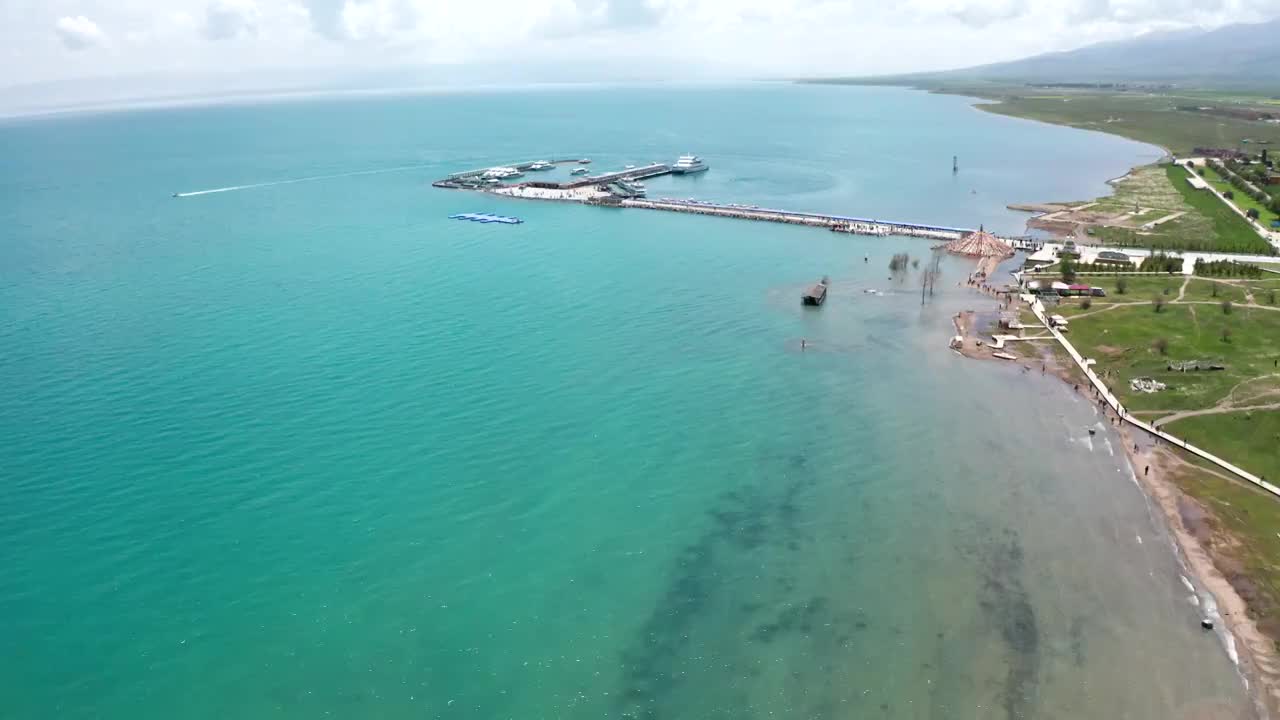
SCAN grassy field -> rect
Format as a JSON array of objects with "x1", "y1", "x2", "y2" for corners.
[
  {"x1": 1166, "y1": 454, "x2": 1280, "y2": 641},
  {"x1": 1200, "y1": 164, "x2": 1280, "y2": 228},
  {"x1": 1167, "y1": 411, "x2": 1280, "y2": 483},
  {"x1": 953, "y1": 88, "x2": 1280, "y2": 155},
  {"x1": 1070, "y1": 163, "x2": 1277, "y2": 254},
  {"x1": 1180, "y1": 278, "x2": 1251, "y2": 303},
  {"x1": 1164, "y1": 165, "x2": 1275, "y2": 254},
  {"x1": 805, "y1": 79, "x2": 1280, "y2": 153},
  {"x1": 1063, "y1": 303, "x2": 1280, "y2": 412}
]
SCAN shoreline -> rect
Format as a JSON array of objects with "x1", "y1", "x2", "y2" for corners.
[{"x1": 952, "y1": 277, "x2": 1280, "y2": 719}]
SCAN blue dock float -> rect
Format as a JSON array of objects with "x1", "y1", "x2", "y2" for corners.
[{"x1": 449, "y1": 212, "x2": 523, "y2": 225}]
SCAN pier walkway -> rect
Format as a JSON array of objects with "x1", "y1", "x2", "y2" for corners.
[{"x1": 614, "y1": 198, "x2": 974, "y2": 240}]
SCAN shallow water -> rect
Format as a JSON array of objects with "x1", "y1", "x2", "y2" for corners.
[{"x1": 0, "y1": 84, "x2": 1248, "y2": 719}]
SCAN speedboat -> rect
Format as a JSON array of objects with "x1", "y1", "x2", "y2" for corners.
[
  {"x1": 528, "y1": 161, "x2": 553, "y2": 171},
  {"x1": 571, "y1": 167, "x2": 589, "y2": 176}
]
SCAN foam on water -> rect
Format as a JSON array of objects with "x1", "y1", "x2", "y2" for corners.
[{"x1": 174, "y1": 163, "x2": 434, "y2": 197}]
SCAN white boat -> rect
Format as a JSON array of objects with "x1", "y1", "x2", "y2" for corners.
[
  {"x1": 571, "y1": 167, "x2": 590, "y2": 176},
  {"x1": 624, "y1": 164, "x2": 636, "y2": 169},
  {"x1": 672, "y1": 154, "x2": 708, "y2": 175},
  {"x1": 616, "y1": 180, "x2": 647, "y2": 197},
  {"x1": 528, "y1": 161, "x2": 553, "y2": 171},
  {"x1": 482, "y1": 166, "x2": 523, "y2": 180},
  {"x1": 578, "y1": 158, "x2": 592, "y2": 164}
]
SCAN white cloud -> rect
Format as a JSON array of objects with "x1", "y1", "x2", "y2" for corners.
[
  {"x1": 1, "y1": 0, "x2": 1276, "y2": 110},
  {"x1": 54, "y1": 15, "x2": 108, "y2": 51},
  {"x1": 205, "y1": 0, "x2": 262, "y2": 40}
]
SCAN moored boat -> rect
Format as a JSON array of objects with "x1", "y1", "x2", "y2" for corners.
[
  {"x1": 802, "y1": 276, "x2": 829, "y2": 306},
  {"x1": 672, "y1": 154, "x2": 709, "y2": 175}
]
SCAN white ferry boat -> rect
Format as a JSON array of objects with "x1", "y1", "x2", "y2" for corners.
[
  {"x1": 528, "y1": 161, "x2": 553, "y2": 171},
  {"x1": 672, "y1": 154, "x2": 708, "y2": 175},
  {"x1": 571, "y1": 167, "x2": 590, "y2": 176},
  {"x1": 482, "y1": 166, "x2": 523, "y2": 180}
]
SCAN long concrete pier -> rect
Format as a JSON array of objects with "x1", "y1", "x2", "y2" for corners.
[{"x1": 611, "y1": 198, "x2": 972, "y2": 240}]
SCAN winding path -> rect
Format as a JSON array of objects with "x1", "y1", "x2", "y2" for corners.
[{"x1": 1153, "y1": 402, "x2": 1280, "y2": 428}]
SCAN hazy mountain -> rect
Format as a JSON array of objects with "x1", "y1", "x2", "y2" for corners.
[{"x1": 935, "y1": 18, "x2": 1280, "y2": 88}]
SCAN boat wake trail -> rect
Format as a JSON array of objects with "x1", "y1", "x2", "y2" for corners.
[{"x1": 173, "y1": 163, "x2": 433, "y2": 197}]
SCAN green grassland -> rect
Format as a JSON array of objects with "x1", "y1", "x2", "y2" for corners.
[
  {"x1": 1200, "y1": 164, "x2": 1280, "y2": 228},
  {"x1": 1063, "y1": 304, "x2": 1280, "y2": 412},
  {"x1": 950, "y1": 87, "x2": 1280, "y2": 155},
  {"x1": 1073, "y1": 164, "x2": 1275, "y2": 254},
  {"x1": 1168, "y1": 412, "x2": 1280, "y2": 484},
  {"x1": 1164, "y1": 165, "x2": 1276, "y2": 254}
]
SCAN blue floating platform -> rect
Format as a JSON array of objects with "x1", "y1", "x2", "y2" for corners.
[{"x1": 450, "y1": 212, "x2": 523, "y2": 225}]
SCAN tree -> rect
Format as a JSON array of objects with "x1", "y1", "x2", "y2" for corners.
[
  {"x1": 1154, "y1": 296, "x2": 1166, "y2": 313},
  {"x1": 1222, "y1": 300, "x2": 1233, "y2": 315},
  {"x1": 1221, "y1": 326, "x2": 1232, "y2": 343},
  {"x1": 1116, "y1": 277, "x2": 1128, "y2": 295},
  {"x1": 1247, "y1": 208, "x2": 1260, "y2": 220},
  {"x1": 1081, "y1": 297, "x2": 1093, "y2": 310},
  {"x1": 1153, "y1": 337, "x2": 1169, "y2": 355},
  {"x1": 1060, "y1": 256, "x2": 1078, "y2": 283},
  {"x1": 1224, "y1": 190, "x2": 1235, "y2": 200},
  {"x1": 1211, "y1": 282, "x2": 1220, "y2": 297},
  {"x1": 1270, "y1": 289, "x2": 1278, "y2": 305}
]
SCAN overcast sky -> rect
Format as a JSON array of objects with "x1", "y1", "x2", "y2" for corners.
[{"x1": 3, "y1": 0, "x2": 1279, "y2": 109}]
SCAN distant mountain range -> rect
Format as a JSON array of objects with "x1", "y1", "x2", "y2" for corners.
[{"x1": 868, "y1": 18, "x2": 1280, "y2": 89}]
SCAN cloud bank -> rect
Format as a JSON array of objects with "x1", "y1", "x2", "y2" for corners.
[{"x1": 0, "y1": 0, "x2": 1276, "y2": 109}]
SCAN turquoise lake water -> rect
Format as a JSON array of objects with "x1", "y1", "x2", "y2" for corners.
[{"x1": 0, "y1": 84, "x2": 1253, "y2": 719}]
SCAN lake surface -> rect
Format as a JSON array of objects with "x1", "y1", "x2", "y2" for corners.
[{"x1": 0, "y1": 84, "x2": 1250, "y2": 719}]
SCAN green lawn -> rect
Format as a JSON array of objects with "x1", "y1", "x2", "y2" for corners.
[
  {"x1": 1166, "y1": 165, "x2": 1276, "y2": 254},
  {"x1": 1180, "y1": 278, "x2": 1250, "y2": 303},
  {"x1": 1167, "y1": 411, "x2": 1280, "y2": 484},
  {"x1": 1200, "y1": 165, "x2": 1280, "y2": 228},
  {"x1": 1065, "y1": 304, "x2": 1280, "y2": 413}
]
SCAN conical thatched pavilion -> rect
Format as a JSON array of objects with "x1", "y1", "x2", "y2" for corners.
[{"x1": 938, "y1": 226, "x2": 1013, "y2": 260}]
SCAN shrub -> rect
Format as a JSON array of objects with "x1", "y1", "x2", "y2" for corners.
[
  {"x1": 1221, "y1": 326, "x2": 1232, "y2": 343},
  {"x1": 1116, "y1": 277, "x2": 1128, "y2": 295},
  {"x1": 1224, "y1": 189, "x2": 1235, "y2": 200},
  {"x1": 1154, "y1": 296, "x2": 1166, "y2": 313},
  {"x1": 1247, "y1": 208, "x2": 1261, "y2": 220},
  {"x1": 1270, "y1": 289, "x2": 1278, "y2": 305},
  {"x1": 1153, "y1": 337, "x2": 1169, "y2": 355},
  {"x1": 1211, "y1": 282, "x2": 1220, "y2": 297},
  {"x1": 1081, "y1": 297, "x2": 1093, "y2": 310},
  {"x1": 1222, "y1": 300, "x2": 1233, "y2": 315}
]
